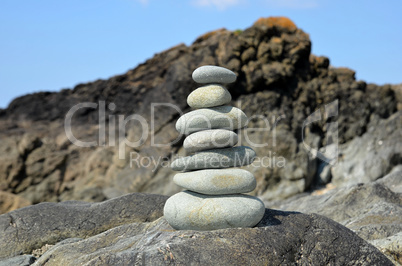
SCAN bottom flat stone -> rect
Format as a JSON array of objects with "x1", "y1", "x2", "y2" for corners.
[{"x1": 164, "y1": 191, "x2": 265, "y2": 231}]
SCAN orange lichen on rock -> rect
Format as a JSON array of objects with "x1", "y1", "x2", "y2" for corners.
[
  {"x1": 253, "y1": 17, "x2": 297, "y2": 31},
  {"x1": 194, "y1": 28, "x2": 228, "y2": 43}
]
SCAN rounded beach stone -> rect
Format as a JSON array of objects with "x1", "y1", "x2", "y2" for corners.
[
  {"x1": 192, "y1": 65, "x2": 237, "y2": 84},
  {"x1": 171, "y1": 146, "x2": 256, "y2": 171},
  {"x1": 163, "y1": 190, "x2": 265, "y2": 230},
  {"x1": 184, "y1": 129, "x2": 238, "y2": 153},
  {"x1": 187, "y1": 84, "x2": 231, "y2": 109},
  {"x1": 176, "y1": 106, "x2": 248, "y2": 135},
  {"x1": 173, "y1": 169, "x2": 256, "y2": 195}
]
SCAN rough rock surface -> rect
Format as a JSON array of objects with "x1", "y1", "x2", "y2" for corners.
[
  {"x1": 331, "y1": 111, "x2": 401, "y2": 186},
  {"x1": 0, "y1": 193, "x2": 168, "y2": 259},
  {"x1": 0, "y1": 193, "x2": 392, "y2": 265},
  {"x1": 0, "y1": 16, "x2": 400, "y2": 209},
  {"x1": 0, "y1": 191, "x2": 31, "y2": 214},
  {"x1": 270, "y1": 166, "x2": 402, "y2": 264}
]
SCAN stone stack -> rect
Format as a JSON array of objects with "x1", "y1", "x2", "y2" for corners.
[{"x1": 164, "y1": 65, "x2": 265, "y2": 231}]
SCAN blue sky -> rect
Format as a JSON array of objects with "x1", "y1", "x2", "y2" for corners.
[{"x1": 1, "y1": 0, "x2": 401, "y2": 108}]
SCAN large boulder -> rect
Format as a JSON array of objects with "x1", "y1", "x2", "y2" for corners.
[
  {"x1": 271, "y1": 165, "x2": 402, "y2": 264},
  {"x1": 0, "y1": 193, "x2": 391, "y2": 265},
  {"x1": 0, "y1": 193, "x2": 168, "y2": 259}
]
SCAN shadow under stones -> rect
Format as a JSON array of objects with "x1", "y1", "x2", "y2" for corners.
[{"x1": 257, "y1": 208, "x2": 300, "y2": 227}]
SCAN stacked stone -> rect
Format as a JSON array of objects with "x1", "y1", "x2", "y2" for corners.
[{"x1": 164, "y1": 65, "x2": 265, "y2": 231}]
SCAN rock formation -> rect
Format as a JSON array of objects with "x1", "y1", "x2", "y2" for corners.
[
  {"x1": 0, "y1": 15, "x2": 400, "y2": 262},
  {"x1": 0, "y1": 17, "x2": 399, "y2": 208},
  {"x1": 0, "y1": 193, "x2": 393, "y2": 265},
  {"x1": 269, "y1": 166, "x2": 402, "y2": 264},
  {"x1": 164, "y1": 66, "x2": 265, "y2": 230}
]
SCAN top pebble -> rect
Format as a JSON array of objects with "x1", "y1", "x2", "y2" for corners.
[{"x1": 192, "y1": 65, "x2": 237, "y2": 84}]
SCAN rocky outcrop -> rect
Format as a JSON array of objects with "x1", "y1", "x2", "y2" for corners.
[
  {"x1": 0, "y1": 193, "x2": 392, "y2": 265},
  {"x1": 0, "y1": 191, "x2": 31, "y2": 214},
  {"x1": 0, "y1": 15, "x2": 400, "y2": 264},
  {"x1": 270, "y1": 164, "x2": 402, "y2": 264},
  {"x1": 0, "y1": 16, "x2": 399, "y2": 209},
  {"x1": 331, "y1": 111, "x2": 401, "y2": 186},
  {"x1": 0, "y1": 193, "x2": 167, "y2": 259}
]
